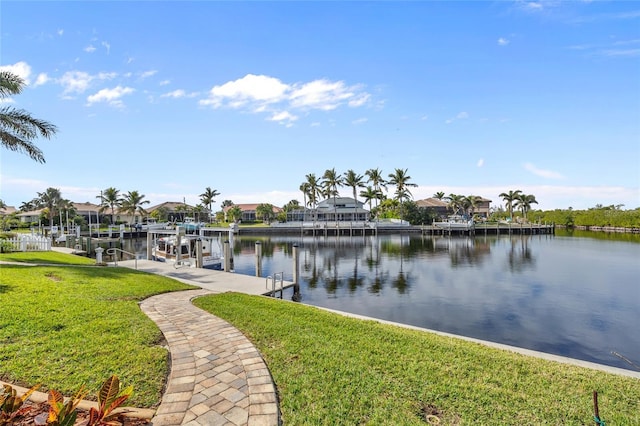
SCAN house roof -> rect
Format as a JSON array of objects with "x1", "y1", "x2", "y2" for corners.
[
  {"x1": 415, "y1": 198, "x2": 448, "y2": 208},
  {"x1": 0, "y1": 206, "x2": 17, "y2": 215},
  {"x1": 147, "y1": 201, "x2": 196, "y2": 212},
  {"x1": 223, "y1": 204, "x2": 283, "y2": 213}
]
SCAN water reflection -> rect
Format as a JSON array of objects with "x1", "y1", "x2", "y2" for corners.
[{"x1": 123, "y1": 232, "x2": 640, "y2": 371}]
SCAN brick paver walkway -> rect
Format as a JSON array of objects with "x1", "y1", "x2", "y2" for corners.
[{"x1": 140, "y1": 289, "x2": 280, "y2": 426}]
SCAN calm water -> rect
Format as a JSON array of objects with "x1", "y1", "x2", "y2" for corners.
[{"x1": 125, "y1": 231, "x2": 640, "y2": 371}]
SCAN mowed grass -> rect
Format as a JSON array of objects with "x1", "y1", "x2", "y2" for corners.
[
  {"x1": 194, "y1": 293, "x2": 640, "y2": 425},
  {"x1": 0, "y1": 251, "x2": 96, "y2": 265},
  {"x1": 0, "y1": 253, "x2": 195, "y2": 407}
]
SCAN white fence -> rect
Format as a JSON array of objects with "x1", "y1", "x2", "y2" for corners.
[{"x1": 2, "y1": 235, "x2": 52, "y2": 252}]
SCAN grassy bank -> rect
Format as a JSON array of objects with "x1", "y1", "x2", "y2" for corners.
[
  {"x1": 0, "y1": 252, "x2": 195, "y2": 407},
  {"x1": 194, "y1": 293, "x2": 640, "y2": 425}
]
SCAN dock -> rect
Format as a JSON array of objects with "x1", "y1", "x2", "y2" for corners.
[{"x1": 114, "y1": 258, "x2": 295, "y2": 297}]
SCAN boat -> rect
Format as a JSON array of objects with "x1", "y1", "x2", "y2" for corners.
[
  {"x1": 152, "y1": 234, "x2": 222, "y2": 269},
  {"x1": 140, "y1": 218, "x2": 171, "y2": 230},
  {"x1": 179, "y1": 217, "x2": 205, "y2": 233},
  {"x1": 433, "y1": 215, "x2": 475, "y2": 231}
]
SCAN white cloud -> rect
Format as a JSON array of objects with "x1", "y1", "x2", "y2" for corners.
[
  {"x1": 84, "y1": 45, "x2": 96, "y2": 53},
  {"x1": 102, "y1": 41, "x2": 111, "y2": 54},
  {"x1": 86, "y1": 86, "x2": 135, "y2": 107},
  {"x1": 34, "y1": 73, "x2": 49, "y2": 86},
  {"x1": 498, "y1": 37, "x2": 510, "y2": 46},
  {"x1": 477, "y1": 158, "x2": 484, "y2": 167},
  {"x1": 58, "y1": 71, "x2": 116, "y2": 95},
  {"x1": 0, "y1": 62, "x2": 32, "y2": 84},
  {"x1": 57, "y1": 29, "x2": 64, "y2": 36},
  {"x1": 524, "y1": 162, "x2": 565, "y2": 179},
  {"x1": 140, "y1": 70, "x2": 157, "y2": 79},
  {"x1": 446, "y1": 111, "x2": 470, "y2": 124},
  {"x1": 268, "y1": 111, "x2": 298, "y2": 126},
  {"x1": 159, "y1": 79, "x2": 171, "y2": 86},
  {"x1": 201, "y1": 74, "x2": 288, "y2": 108},
  {"x1": 160, "y1": 89, "x2": 197, "y2": 98},
  {"x1": 289, "y1": 79, "x2": 361, "y2": 111},
  {"x1": 352, "y1": 117, "x2": 368, "y2": 125},
  {"x1": 199, "y1": 74, "x2": 372, "y2": 123}
]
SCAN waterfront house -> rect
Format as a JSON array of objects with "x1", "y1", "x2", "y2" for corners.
[
  {"x1": 314, "y1": 197, "x2": 370, "y2": 222},
  {"x1": 223, "y1": 203, "x2": 284, "y2": 222}
]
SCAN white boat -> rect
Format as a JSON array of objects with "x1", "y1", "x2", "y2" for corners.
[
  {"x1": 433, "y1": 215, "x2": 475, "y2": 231},
  {"x1": 152, "y1": 235, "x2": 222, "y2": 269},
  {"x1": 140, "y1": 219, "x2": 171, "y2": 230},
  {"x1": 179, "y1": 217, "x2": 205, "y2": 232}
]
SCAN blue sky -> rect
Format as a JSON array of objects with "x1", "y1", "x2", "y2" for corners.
[{"x1": 1, "y1": 1, "x2": 639, "y2": 211}]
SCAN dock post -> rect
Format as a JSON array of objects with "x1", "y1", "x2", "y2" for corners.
[
  {"x1": 255, "y1": 241, "x2": 262, "y2": 277},
  {"x1": 224, "y1": 240, "x2": 231, "y2": 272},
  {"x1": 147, "y1": 231, "x2": 152, "y2": 260},
  {"x1": 292, "y1": 244, "x2": 301, "y2": 302},
  {"x1": 196, "y1": 239, "x2": 203, "y2": 268}
]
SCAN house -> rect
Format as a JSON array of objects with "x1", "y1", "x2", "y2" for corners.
[
  {"x1": 415, "y1": 197, "x2": 492, "y2": 219},
  {"x1": 314, "y1": 197, "x2": 370, "y2": 222},
  {"x1": 146, "y1": 201, "x2": 199, "y2": 223},
  {"x1": 415, "y1": 198, "x2": 449, "y2": 218},
  {"x1": 223, "y1": 204, "x2": 283, "y2": 222},
  {"x1": 0, "y1": 205, "x2": 18, "y2": 217}
]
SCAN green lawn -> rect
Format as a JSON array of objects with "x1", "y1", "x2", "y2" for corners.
[
  {"x1": 194, "y1": 293, "x2": 640, "y2": 425},
  {"x1": 0, "y1": 251, "x2": 96, "y2": 265},
  {"x1": 0, "y1": 254, "x2": 195, "y2": 407}
]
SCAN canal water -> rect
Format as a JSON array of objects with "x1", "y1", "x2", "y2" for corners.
[{"x1": 124, "y1": 230, "x2": 640, "y2": 371}]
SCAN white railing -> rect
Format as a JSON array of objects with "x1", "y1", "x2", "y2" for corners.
[{"x1": 2, "y1": 235, "x2": 52, "y2": 252}]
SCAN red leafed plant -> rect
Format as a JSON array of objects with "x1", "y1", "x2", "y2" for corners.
[
  {"x1": 0, "y1": 383, "x2": 40, "y2": 425},
  {"x1": 84, "y1": 376, "x2": 133, "y2": 426}
]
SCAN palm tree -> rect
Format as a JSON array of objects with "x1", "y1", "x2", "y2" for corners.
[
  {"x1": 360, "y1": 186, "x2": 379, "y2": 213},
  {"x1": 305, "y1": 173, "x2": 321, "y2": 209},
  {"x1": 36, "y1": 187, "x2": 64, "y2": 226},
  {"x1": 299, "y1": 182, "x2": 310, "y2": 221},
  {"x1": 445, "y1": 193, "x2": 465, "y2": 215},
  {"x1": 120, "y1": 191, "x2": 150, "y2": 224},
  {"x1": 387, "y1": 168, "x2": 417, "y2": 203},
  {"x1": 514, "y1": 193, "x2": 538, "y2": 221},
  {"x1": 343, "y1": 169, "x2": 365, "y2": 221},
  {"x1": 365, "y1": 168, "x2": 387, "y2": 208},
  {"x1": 199, "y1": 187, "x2": 220, "y2": 222},
  {"x1": 322, "y1": 168, "x2": 342, "y2": 222},
  {"x1": 97, "y1": 187, "x2": 122, "y2": 224},
  {"x1": 499, "y1": 189, "x2": 522, "y2": 221},
  {"x1": 433, "y1": 191, "x2": 445, "y2": 200},
  {"x1": 463, "y1": 195, "x2": 481, "y2": 217},
  {"x1": 1, "y1": 71, "x2": 58, "y2": 163}
]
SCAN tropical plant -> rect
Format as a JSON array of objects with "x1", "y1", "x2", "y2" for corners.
[
  {"x1": 86, "y1": 375, "x2": 133, "y2": 426},
  {"x1": 44, "y1": 387, "x2": 87, "y2": 426},
  {"x1": 120, "y1": 191, "x2": 149, "y2": 223},
  {"x1": 499, "y1": 189, "x2": 523, "y2": 221},
  {"x1": 0, "y1": 383, "x2": 39, "y2": 425},
  {"x1": 96, "y1": 187, "x2": 122, "y2": 225},
  {"x1": 226, "y1": 205, "x2": 242, "y2": 222},
  {"x1": 514, "y1": 193, "x2": 538, "y2": 221},
  {"x1": 35, "y1": 188, "x2": 67, "y2": 226},
  {"x1": 445, "y1": 193, "x2": 465, "y2": 215},
  {"x1": 387, "y1": 168, "x2": 417, "y2": 216},
  {"x1": 0, "y1": 70, "x2": 58, "y2": 163},
  {"x1": 256, "y1": 203, "x2": 275, "y2": 223},
  {"x1": 360, "y1": 186, "x2": 379, "y2": 213},
  {"x1": 199, "y1": 187, "x2": 220, "y2": 222},
  {"x1": 365, "y1": 168, "x2": 387, "y2": 208},
  {"x1": 463, "y1": 195, "x2": 481, "y2": 217},
  {"x1": 433, "y1": 191, "x2": 445, "y2": 200},
  {"x1": 305, "y1": 173, "x2": 321, "y2": 208},
  {"x1": 344, "y1": 169, "x2": 365, "y2": 221},
  {"x1": 221, "y1": 200, "x2": 234, "y2": 208},
  {"x1": 322, "y1": 168, "x2": 342, "y2": 222}
]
